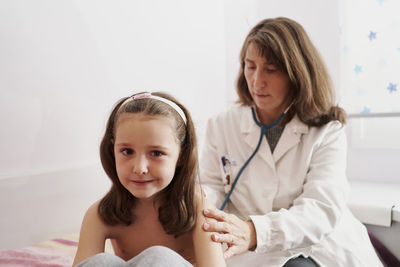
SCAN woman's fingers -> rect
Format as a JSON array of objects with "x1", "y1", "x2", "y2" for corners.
[
  {"x1": 203, "y1": 208, "x2": 229, "y2": 221},
  {"x1": 202, "y1": 208, "x2": 241, "y2": 234},
  {"x1": 223, "y1": 246, "x2": 239, "y2": 259},
  {"x1": 213, "y1": 232, "x2": 251, "y2": 259},
  {"x1": 203, "y1": 221, "x2": 231, "y2": 233},
  {"x1": 202, "y1": 208, "x2": 257, "y2": 258},
  {"x1": 212, "y1": 233, "x2": 236, "y2": 245}
]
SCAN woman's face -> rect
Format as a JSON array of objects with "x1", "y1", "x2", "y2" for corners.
[{"x1": 244, "y1": 42, "x2": 292, "y2": 124}]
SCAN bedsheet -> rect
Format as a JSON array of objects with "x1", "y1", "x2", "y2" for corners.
[
  {"x1": 0, "y1": 233, "x2": 114, "y2": 267},
  {"x1": 0, "y1": 233, "x2": 78, "y2": 267}
]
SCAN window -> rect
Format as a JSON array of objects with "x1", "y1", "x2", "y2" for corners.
[
  {"x1": 339, "y1": 0, "x2": 400, "y2": 115},
  {"x1": 339, "y1": 0, "x2": 400, "y2": 182}
]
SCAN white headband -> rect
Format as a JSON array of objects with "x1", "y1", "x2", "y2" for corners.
[{"x1": 121, "y1": 92, "x2": 187, "y2": 124}]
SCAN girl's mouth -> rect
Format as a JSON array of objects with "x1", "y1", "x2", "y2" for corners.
[{"x1": 130, "y1": 180, "x2": 154, "y2": 185}]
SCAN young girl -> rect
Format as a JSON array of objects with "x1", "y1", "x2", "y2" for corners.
[{"x1": 73, "y1": 92, "x2": 226, "y2": 267}]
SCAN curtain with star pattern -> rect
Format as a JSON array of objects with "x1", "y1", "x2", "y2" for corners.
[{"x1": 339, "y1": 0, "x2": 400, "y2": 114}]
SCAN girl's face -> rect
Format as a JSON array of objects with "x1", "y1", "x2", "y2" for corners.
[
  {"x1": 113, "y1": 113, "x2": 181, "y2": 202},
  {"x1": 244, "y1": 42, "x2": 292, "y2": 124}
]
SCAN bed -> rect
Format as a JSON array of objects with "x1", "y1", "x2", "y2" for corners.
[
  {"x1": 0, "y1": 233, "x2": 79, "y2": 267},
  {"x1": 0, "y1": 233, "x2": 114, "y2": 267}
]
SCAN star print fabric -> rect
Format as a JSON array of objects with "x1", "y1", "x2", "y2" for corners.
[{"x1": 339, "y1": 0, "x2": 399, "y2": 114}]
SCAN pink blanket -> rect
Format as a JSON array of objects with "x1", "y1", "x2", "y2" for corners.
[{"x1": 0, "y1": 234, "x2": 79, "y2": 267}]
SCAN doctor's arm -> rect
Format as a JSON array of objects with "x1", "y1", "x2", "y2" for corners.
[
  {"x1": 249, "y1": 122, "x2": 349, "y2": 253},
  {"x1": 203, "y1": 122, "x2": 349, "y2": 255}
]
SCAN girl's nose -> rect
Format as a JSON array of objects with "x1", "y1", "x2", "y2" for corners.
[{"x1": 133, "y1": 156, "x2": 148, "y2": 174}]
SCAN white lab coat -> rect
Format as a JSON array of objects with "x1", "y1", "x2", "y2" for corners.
[{"x1": 200, "y1": 104, "x2": 383, "y2": 267}]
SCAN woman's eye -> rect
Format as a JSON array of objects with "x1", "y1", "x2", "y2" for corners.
[
  {"x1": 266, "y1": 68, "x2": 277, "y2": 73},
  {"x1": 265, "y1": 64, "x2": 278, "y2": 73},
  {"x1": 121, "y1": 148, "x2": 133, "y2": 155},
  {"x1": 150, "y1": 150, "x2": 164, "y2": 157}
]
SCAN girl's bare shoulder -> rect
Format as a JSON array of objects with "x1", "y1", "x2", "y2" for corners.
[
  {"x1": 81, "y1": 200, "x2": 112, "y2": 237},
  {"x1": 194, "y1": 184, "x2": 216, "y2": 211},
  {"x1": 73, "y1": 200, "x2": 112, "y2": 266}
]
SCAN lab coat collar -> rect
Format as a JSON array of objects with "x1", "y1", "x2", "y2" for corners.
[
  {"x1": 273, "y1": 115, "x2": 308, "y2": 162},
  {"x1": 240, "y1": 106, "x2": 308, "y2": 167}
]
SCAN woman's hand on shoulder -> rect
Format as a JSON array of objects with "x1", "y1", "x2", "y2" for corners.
[
  {"x1": 72, "y1": 201, "x2": 109, "y2": 267},
  {"x1": 202, "y1": 208, "x2": 257, "y2": 259}
]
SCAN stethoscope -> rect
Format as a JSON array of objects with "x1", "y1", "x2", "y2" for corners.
[{"x1": 220, "y1": 102, "x2": 294, "y2": 210}]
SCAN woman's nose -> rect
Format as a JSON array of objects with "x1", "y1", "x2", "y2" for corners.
[
  {"x1": 254, "y1": 69, "x2": 266, "y2": 88},
  {"x1": 133, "y1": 156, "x2": 148, "y2": 174}
]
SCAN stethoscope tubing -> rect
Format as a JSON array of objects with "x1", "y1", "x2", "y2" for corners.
[{"x1": 219, "y1": 105, "x2": 291, "y2": 210}]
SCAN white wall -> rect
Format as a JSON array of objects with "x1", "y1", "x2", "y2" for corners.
[
  {"x1": 0, "y1": 0, "x2": 226, "y2": 249},
  {"x1": 0, "y1": 0, "x2": 226, "y2": 180}
]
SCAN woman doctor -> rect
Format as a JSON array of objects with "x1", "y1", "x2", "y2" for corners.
[{"x1": 200, "y1": 17, "x2": 382, "y2": 267}]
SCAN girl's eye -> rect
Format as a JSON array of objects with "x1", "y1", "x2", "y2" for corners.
[
  {"x1": 265, "y1": 67, "x2": 277, "y2": 73},
  {"x1": 150, "y1": 150, "x2": 164, "y2": 157},
  {"x1": 121, "y1": 148, "x2": 133, "y2": 155}
]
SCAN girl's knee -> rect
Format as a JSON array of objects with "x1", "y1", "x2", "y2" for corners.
[
  {"x1": 76, "y1": 253, "x2": 125, "y2": 267},
  {"x1": 128, "y1": 246, "x2": 192, "y2": 266},
  {"x1": 142, "y1": 245, "x2": 176, "y2": 255}
]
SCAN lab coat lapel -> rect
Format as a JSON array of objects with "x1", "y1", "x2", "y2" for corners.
[
  {"x1": 273, "y1": 115, "x2": 308, "y2": 162},
  {"x1": 241, "y1": 108, "x2": 276, "y2": 170}
]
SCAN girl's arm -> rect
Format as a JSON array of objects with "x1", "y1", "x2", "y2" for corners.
[
  {"x1": 192, "y1": 191, "x2": 226, "y2": 267},
  {"x1": 72, "y1": 201, "x2": 109, "y2": 267}
]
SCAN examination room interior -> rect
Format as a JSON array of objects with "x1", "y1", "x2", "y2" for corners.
[{"x1": 0, "y1": 0, "x2": 399, "y2": 263}]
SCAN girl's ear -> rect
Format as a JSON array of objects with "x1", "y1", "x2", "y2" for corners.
[{"x1": 111, "y1": 138, "x2": 115, "y2": 145}]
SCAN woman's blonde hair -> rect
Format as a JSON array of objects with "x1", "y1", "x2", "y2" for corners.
[
  {"x1": 99, "y1": 91, "x2": 198, "y2": 237},
  {"x1": 237, "y1": 17, "x2": 346, "y2": 126}
]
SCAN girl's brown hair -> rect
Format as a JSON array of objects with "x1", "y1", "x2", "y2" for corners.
[
  {"x1": 99, "y1": 91, "x2": 198, "y2": 237},
  {"x1": 237, "y1": 17, "x2": 346, "y2": 126}
]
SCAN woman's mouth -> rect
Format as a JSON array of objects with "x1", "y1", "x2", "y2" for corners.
[{"x1": 255, "y1": 92, "x2": 270, "y2": 97}]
